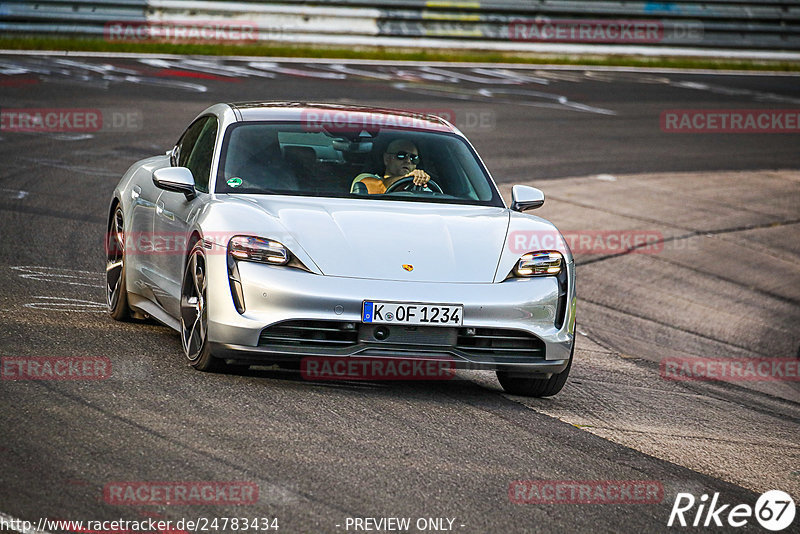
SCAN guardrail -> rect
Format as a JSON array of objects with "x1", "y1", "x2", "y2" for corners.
[
  {"x1": 1, "y1": 0, "x2": 799, "y2": 53},
  {"x1": 1, "y1": 0, "x2": 146, "y2": 38}
]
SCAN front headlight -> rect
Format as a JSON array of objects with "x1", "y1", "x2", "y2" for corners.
[
  {"x1": 228, "y1": 236, "x2": 289, "y2": 265},
  {"x1": 226, "y1": 235, "x2": 311, "y2": 315},
  {"x1": 513, "y1": 251, "x2": 563, "y2": 277}
]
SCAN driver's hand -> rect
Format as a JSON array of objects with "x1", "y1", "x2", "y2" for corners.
[{"x1": 403, "y1": 169, "x2": 431, "y2": 187}]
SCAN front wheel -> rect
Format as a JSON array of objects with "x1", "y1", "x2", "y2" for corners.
[
  {"x1": 496, "y1": 342, "x2": 574, "y2": 397},
  {"x1": 180, "y1": 241, "x2": 225, "y2": 372},
  {"x1": 106, "y1": 205, "x2": 131, "y2": 321}
]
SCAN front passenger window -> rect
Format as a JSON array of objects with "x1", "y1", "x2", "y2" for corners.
[
  {"x1": 184, "y1": 118, "x2": 218, "y2": 193},
  {"x1": 174, "y1": 116, "x2": 218, "y2": 193}
]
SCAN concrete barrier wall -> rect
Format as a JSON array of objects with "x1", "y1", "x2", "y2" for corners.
[{"x1": 1, "y1": 0, "x2": 799, "y2": 53}]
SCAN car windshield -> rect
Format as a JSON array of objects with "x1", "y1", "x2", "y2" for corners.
[{"x1": 216, "y1": 122, "x2": 504, "y2": 207}]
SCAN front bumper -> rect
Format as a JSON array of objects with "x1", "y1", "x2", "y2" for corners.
[
  {"x1": 211, "y1": 342, "x2": 571, "y2": 374},
  {"x1": 205, "y1": 255, "x2": 575, "y2": 371}
]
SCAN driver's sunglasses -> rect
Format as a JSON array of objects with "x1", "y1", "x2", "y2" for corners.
[{"x1": 387, "y1": 151, "x2": 420, "y2": 164}]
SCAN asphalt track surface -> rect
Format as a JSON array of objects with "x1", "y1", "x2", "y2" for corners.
[{"x1": 0, "y1": 54, "x2": 798, "y2": 534}]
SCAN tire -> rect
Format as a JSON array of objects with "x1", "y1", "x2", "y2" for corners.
[
  {"x1": 180, "y1": 241, "x2": 225, "y2": 372},
  {"x1": 106, "y1": 205, "x2": 131, "y2": 321},
  {"x1": 496, "y1": 342, "x2": 574, "y2": 397}
]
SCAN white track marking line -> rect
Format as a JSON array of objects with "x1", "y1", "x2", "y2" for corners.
[
  {"x1": 1, "y1": 50, "x2": 799, "y2": 76},
  {"x1": 24, "y1": 296, "x2": 106, "y2": 312},
  {"x1": 0, "y1": 188, "x2": 29, "y2": 199},
  {"x1": 11, "y1": 266, "x2": 104, "y2": 288}
]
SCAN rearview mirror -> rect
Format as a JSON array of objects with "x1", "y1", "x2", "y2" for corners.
[
  {"x1": 153, "y1": 167, "x2": 196, "y2": 200},
  {"x1": 510, "y1": 185, "x2": 545, "y2": 211}
]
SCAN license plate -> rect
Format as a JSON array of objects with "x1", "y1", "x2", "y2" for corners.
[{"x1": 362, "y1": 301, "x2": 463, "y2": 326}]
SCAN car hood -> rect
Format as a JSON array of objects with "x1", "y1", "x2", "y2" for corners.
[{"x1": 237, "y1": 196, "x2": 511, "y2": 283}]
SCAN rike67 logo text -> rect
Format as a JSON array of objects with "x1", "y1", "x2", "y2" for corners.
[{"x1": 668, "y1": 490, "x2": 795, "y2": 531}]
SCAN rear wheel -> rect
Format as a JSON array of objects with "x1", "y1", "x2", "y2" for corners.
[
  {"x1": 496, "y1": 342, "x2": 574, "y2": 397},
  {"x1": 106, "y1": 205, "x2": 131, "y2": 320},
  {"x1": 181, "y1": 241, "x2": 224, "y2": 372}
]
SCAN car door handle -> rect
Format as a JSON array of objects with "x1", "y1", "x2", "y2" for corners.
[{"x1": 156, "y1": 201, "x2": 175, "y2": 221}]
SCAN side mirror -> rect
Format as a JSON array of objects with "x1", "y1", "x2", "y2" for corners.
[
  {"x1": 510, "y1": 185, "x2": 545, "y2": 211},
  {"x1": 153, "y1": 167, "x2": 196, "y2": 200}
]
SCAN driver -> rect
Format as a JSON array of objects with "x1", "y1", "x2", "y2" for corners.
[{"x1": 350, "y1": 139, "x2": 431, "y2": 194}]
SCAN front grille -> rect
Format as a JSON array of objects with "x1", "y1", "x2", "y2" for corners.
[
  {"x1": 259, "y1": 320, "x2": 358, "y2": 348},
  {"x1": 455, "y1": 327, "x2": 545, "y2": 359},
  {"x1": 258, "y1": 321, "x2": 545, "y2": 361}
]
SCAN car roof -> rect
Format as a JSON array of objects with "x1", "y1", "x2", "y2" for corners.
[{"x1": 226, "y1": 101, "x2": 457, "y2": 133}]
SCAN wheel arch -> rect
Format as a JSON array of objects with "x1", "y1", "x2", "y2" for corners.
[{"x1": 184, "y1": 230, "x2": 204, "y2": 268}]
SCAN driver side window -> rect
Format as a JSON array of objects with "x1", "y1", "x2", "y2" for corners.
[{"x1": 174, "y1": 116, "x2": 218, "y2": 193}]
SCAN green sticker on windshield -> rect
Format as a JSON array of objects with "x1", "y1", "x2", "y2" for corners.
[{"x1": 227, "y1": 177, "x2": 243, "y2": 188}]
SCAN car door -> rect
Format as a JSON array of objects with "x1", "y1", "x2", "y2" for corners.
[
  {"x1": 152, "y1": 115, "x2": 219, "y2": 318},
  {"x1": 127, "y1": 160, "x2": 164, "y2": 301}
]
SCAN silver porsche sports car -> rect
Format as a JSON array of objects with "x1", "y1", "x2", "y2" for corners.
[{"x1": 107, "y1": 102, "x2": 576, "y2": 397}]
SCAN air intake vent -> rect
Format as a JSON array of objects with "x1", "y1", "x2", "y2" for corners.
[
  {"x1": 456, "y1": 328, "x2": 545, "y2": 359},
  {"x1": 259, "y1": 320, "x2": 358, "y2": 348}
]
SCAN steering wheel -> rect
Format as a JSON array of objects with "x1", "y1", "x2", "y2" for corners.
[{"x1": 384, "y1": 176, "x2": 443, "y2": 194}]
